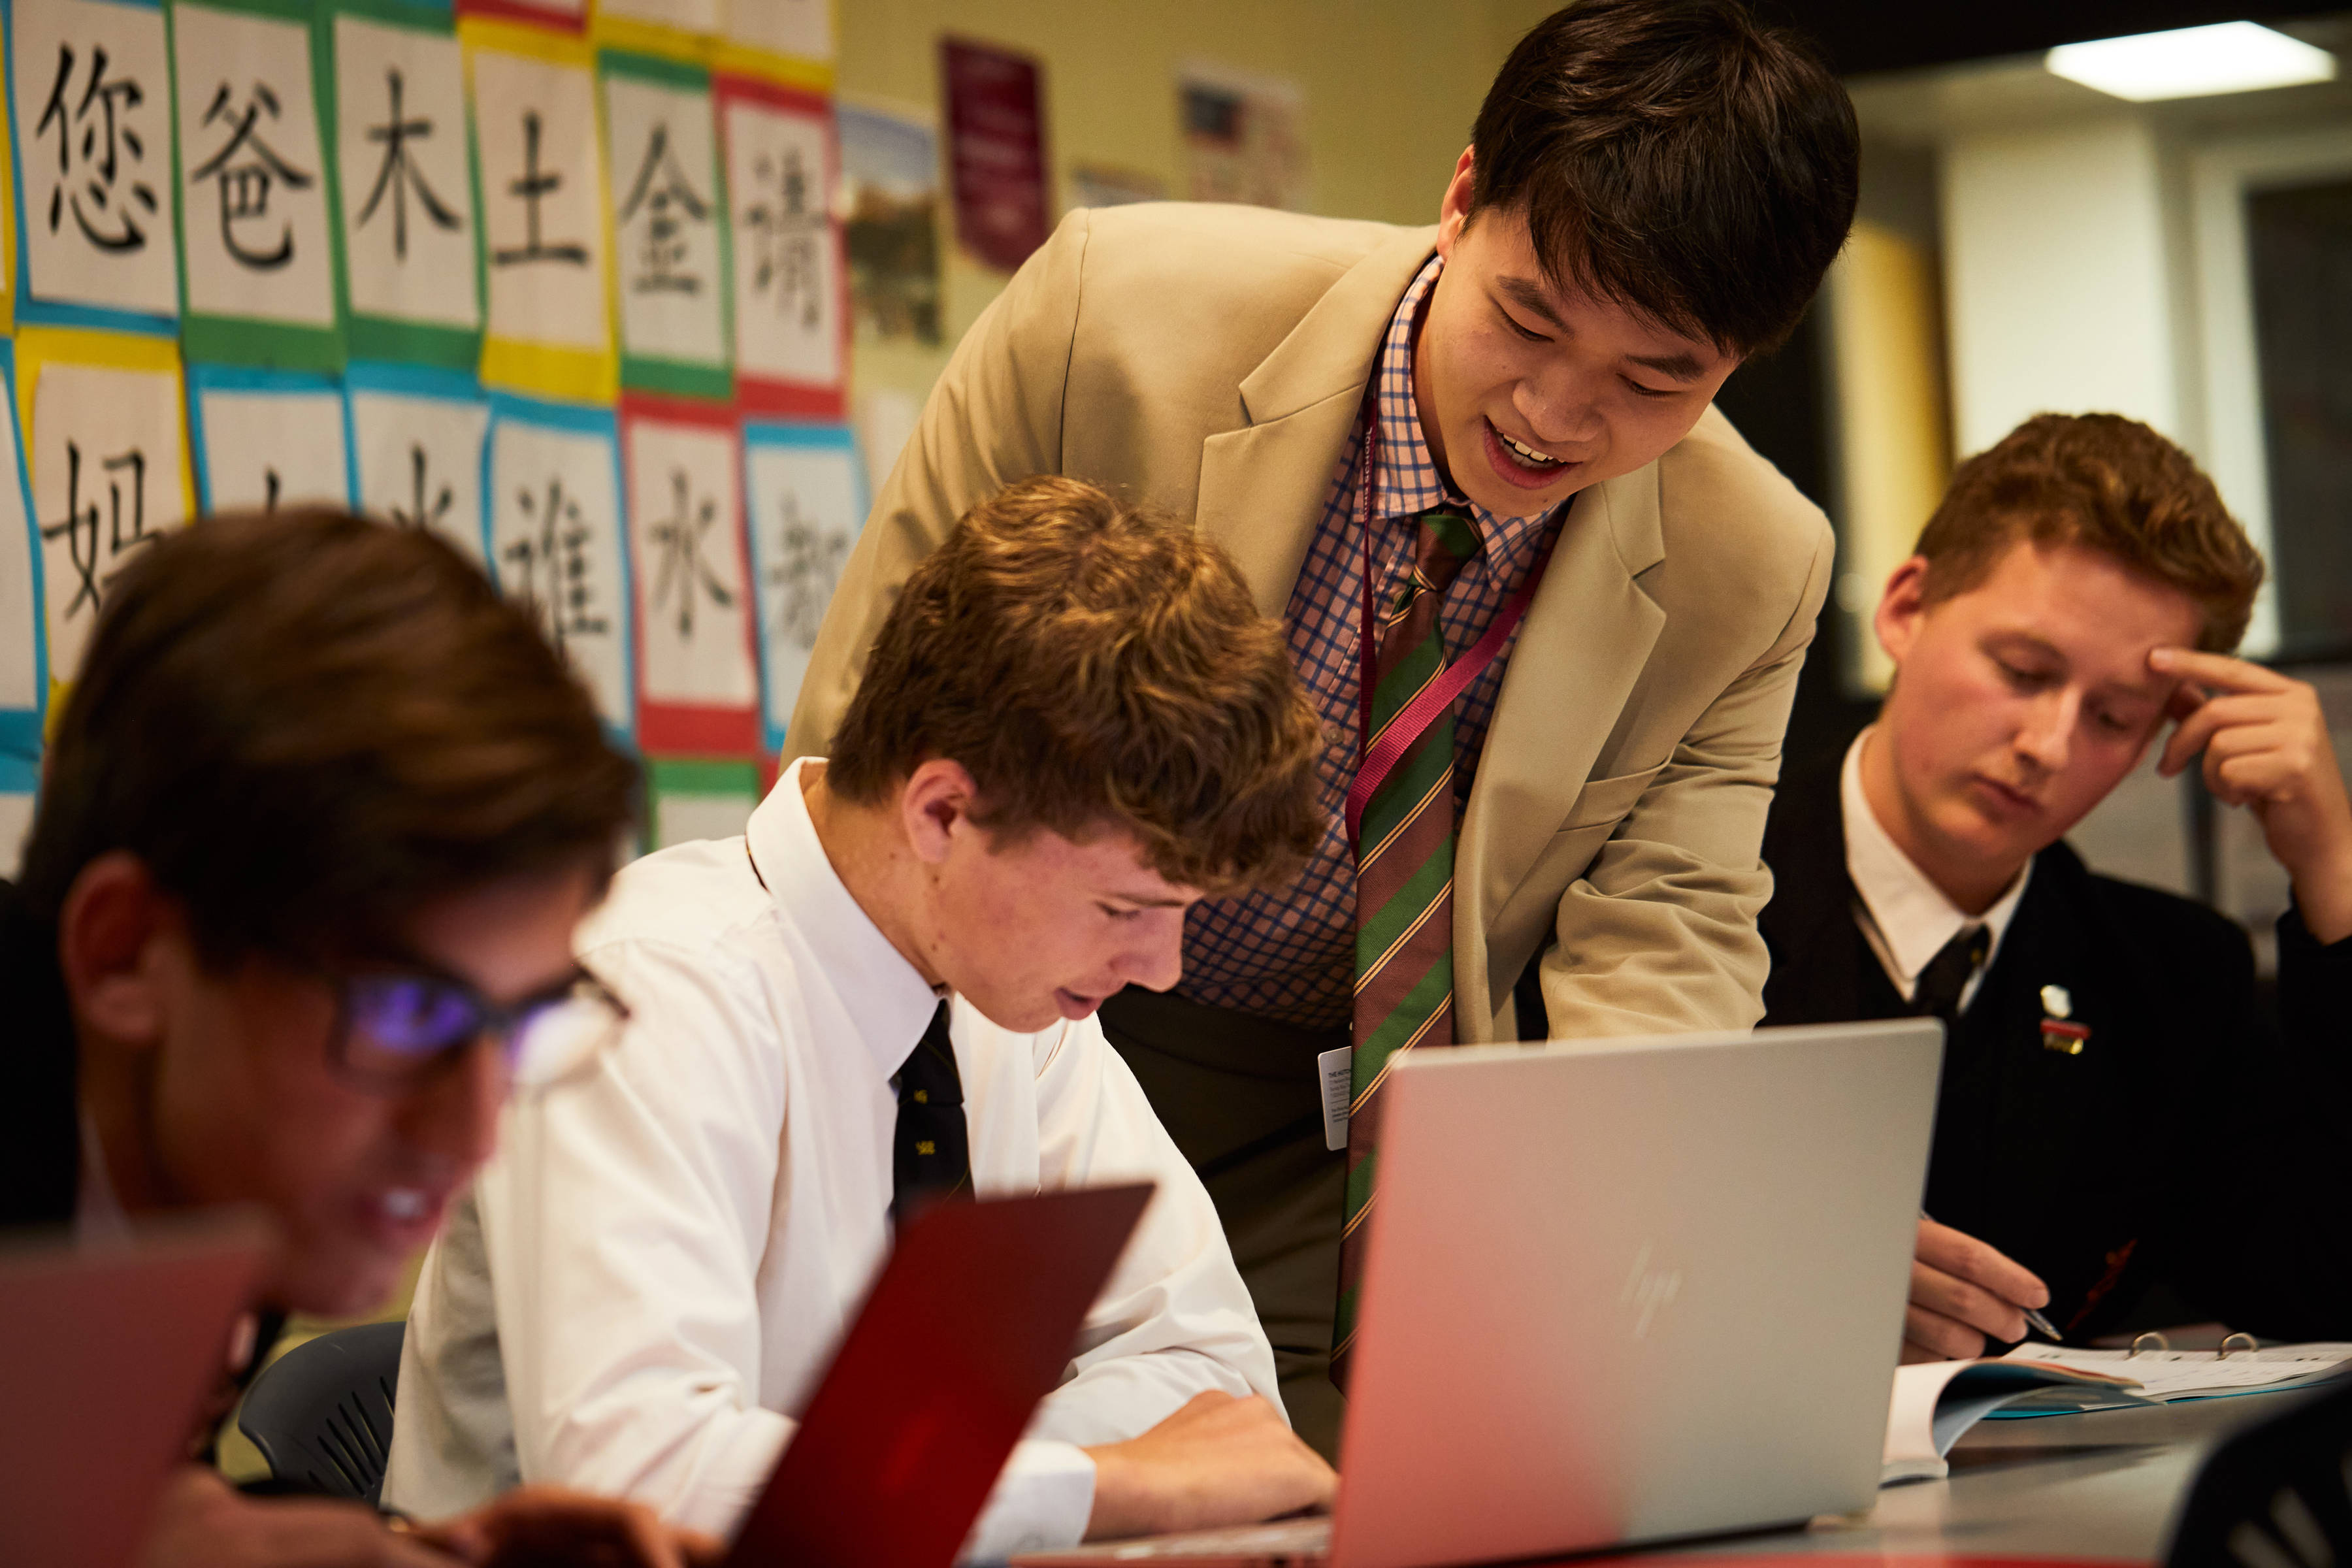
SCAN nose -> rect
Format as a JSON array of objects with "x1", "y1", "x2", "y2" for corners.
[
  {"x1": 2014, "y1": 687, "x2": 2079, "y2": 776},
  {"x1": 1122, "y1": 912, "x2": 1187, "y2": 994},
  {"x1": 1515, "y1": 366, "x2": 1606, "y2": 451},
  {"x1": 398, "y1": 1036, "x2": 508, "y2": 1175}
]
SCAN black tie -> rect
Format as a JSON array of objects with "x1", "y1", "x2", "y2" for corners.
[
  {"x1": 891, "y1": 1002, "x2": 972, "y2": 1226},
  {"x1": 1912, "y1": 923, "x2": 1991, "y2": 1029}
]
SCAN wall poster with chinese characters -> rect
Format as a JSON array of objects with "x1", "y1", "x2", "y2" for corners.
[{"x1": 0, "y1": 0, "x2": 857, "y2": 867}]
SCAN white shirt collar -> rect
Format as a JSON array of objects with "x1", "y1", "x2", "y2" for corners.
[
  {"x1": 1840, "y1": 728, "x2": 2032, "y2": 1003},
  {"x1": 745, "y1": 757, "x2": 943, "y2": 1083}
]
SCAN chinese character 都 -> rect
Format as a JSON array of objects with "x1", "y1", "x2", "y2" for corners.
[
  {"x1": 41, "y1": 441, "x2": 154, "y2": 622},
  {"x1": 766, "y1": 493, "x2": 846, "y2": 649},
  {"x1": 36, "y1": 44, "x2": 159, "y2": 253},
  {"x1": 493, "y1": 110, "x2": 588, "y2": 268},
  {"x1": 646, "y1": 467, "x2": 731, "y2": 637},
  {"x1": 355, "y1": 68, "x2": 461, "y2": 262},
  {"x1": 505, "y1": 476, "x2": 606, "y2": 648},
  {"x1": 616, "y1": 123, "x2": 710, "y2": 295},
  {"x1": 743, "y1": 148, "x2": 824, "y2": 327},
  {"x1": 389, "y1": 444, "x2": 453, "y2": 534},
  {"x1": 188, "y1": 82, "x2": 316, "y2": 271}
]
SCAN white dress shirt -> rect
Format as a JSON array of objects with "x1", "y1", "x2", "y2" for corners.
[
  {"x1": 383, "y1": 760, "x2": 1280, "y2": 1558},
  {"x1": 1841, "y1": 729, "x2": 2031, "y2": 1013}
]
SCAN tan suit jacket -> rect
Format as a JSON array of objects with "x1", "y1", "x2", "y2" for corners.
[{"x1": 788, "y1": 203, "x2": 1835, "y2": 1045}]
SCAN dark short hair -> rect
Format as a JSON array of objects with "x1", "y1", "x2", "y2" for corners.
[
  {"x1": 827, "y1": 477, "x2": 1323, "y2": 892},
  {"x1": 20, "y1": 511, "x2": 640, "y2": 966},
  {"x1": 1917, "y1": 414, "x2": 2265, "y2": 653},
  {"x1": 1470, "y1": 0, "x2": 1857, "y2": 355}
]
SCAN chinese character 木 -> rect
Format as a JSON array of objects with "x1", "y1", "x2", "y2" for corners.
[
  {"x1": 767, "y1": 493, "x2": 846, "y2": 650},
  {"x1": 36, "y1": 44, "x2": 158, "y2": 253},
  {"x1": 743, "y1": 148, "x2": 824, "y2": 327},
  {"x1": 355, "y1": 69, "x2": 461, "y2": 263},
  {"x1": 41, "y1": 442, "x2": 154, "y2": 623},
  {"x1": 647, "y1": 467, "x2": 732, "y2": 637},
  {"x1": 188, "y1": 82, "x2": 316, "y2": 270},
  {"x1": 493, "y1": 110, "x2": 588, "y2": 268},
  {"x1": 505, "y1": 476, "x2": 606, "y2": 649},
  {"x1": 616, "y1": 123, "x2": 710, "y2": 295}
]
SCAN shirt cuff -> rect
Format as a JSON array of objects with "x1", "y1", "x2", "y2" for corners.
[{"x1": 959, "y1": 1438, "x2": 1098, "y2": 1563}]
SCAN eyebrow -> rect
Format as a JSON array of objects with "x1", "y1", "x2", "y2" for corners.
[
  {"x1": 1102, "y1": 890, "x2": 1192, "y2": 909},
  {"x1": 1495, "y1": 276, "x2": 1707, "y2": 382}
]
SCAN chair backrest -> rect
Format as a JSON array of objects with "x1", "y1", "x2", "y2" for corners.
[
  {"x1": 235, "y1": 1320, "x2": 405, "y2": 1505},
  {"x1": 2166, "y1": 1377, "x2": 2352, "y2": 1568}
]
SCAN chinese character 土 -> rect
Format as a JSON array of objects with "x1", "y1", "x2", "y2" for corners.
[
  {"x1": 493, "y1": 110, "x2": 589, "y2": 268},
  {"x1": 188, "y1": 82, "x2": 316, "y2": 270},
  {"x1": 504, "y1": 476, "x2": 606, "y2": 649},
  {"x1": 355, "y1": 69, "x2": 462, "y2": 263},
  {"x1": 36, "y1": 44, "x2": 159, "y2": 253},
  {"x1": 41, "y1": 442, "x2": 154, "y2": 623},
  {"x1": 389, "y1": 444, "x2": 453, "y2": 534},
  {"x1": 743, "y1": 148, "x2": 825, "y2": 327},
  {"x1": 646, "y1": 466, "x2": 732, "y2": 638},
  {"x1": 766, "y1": 493, "x2": 847, "y2": 650},
  {"x1": 616, "y1": 123, "x2": 710, "y2": 295}
]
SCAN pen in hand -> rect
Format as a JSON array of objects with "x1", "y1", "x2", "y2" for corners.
[{"x1": 1921, "y1": 1209, "x2": 2061, "y2": 1342}]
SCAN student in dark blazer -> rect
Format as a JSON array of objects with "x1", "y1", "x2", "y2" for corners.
[{"x1": 1759, "y1": 415, "x2": 2352, "y2": 1361}]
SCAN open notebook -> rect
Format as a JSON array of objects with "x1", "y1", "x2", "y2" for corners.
[{"x1": 1996, "y1": 1343, "x2": 2352, "y2": 1405}]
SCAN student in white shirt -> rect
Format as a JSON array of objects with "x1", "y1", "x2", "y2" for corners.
[{"x1": 387, "y1": 476, "x2": 1339, "y2": 1556}]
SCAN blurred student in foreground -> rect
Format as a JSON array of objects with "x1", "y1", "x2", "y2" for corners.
[
  {"x1": 387, "y1": 478, "x2": 1339, "y2": 1558},
  {"x1": 1759, "y1": 414, "x2": 2352, "y2": 1358},
  {"x1": 1, "y1": 511, "x2": 713, "y2": 1567}
]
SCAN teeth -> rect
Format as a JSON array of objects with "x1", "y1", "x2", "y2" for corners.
[
  {"x1": 383, "y1": 1189, "x2": 427, "y2": 1221},
  {"x1": 1499, "y1": 429, "x2": 1563, "y2": 467}
]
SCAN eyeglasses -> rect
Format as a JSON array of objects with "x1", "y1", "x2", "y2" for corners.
[{"x1": 333, "y1": 966, "x2": 630, "y2": 1090}]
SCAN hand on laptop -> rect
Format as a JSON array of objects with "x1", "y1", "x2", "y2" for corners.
[
  {"x1": 139, "y1": 1468, "x2": 721, "y2": 1568},
  {"x1": 1904, "y1": 1217, "x2": 2051, "y2": 1362},
  {"x1": 1081, "y1": 1390, "x2": 1339, "y2": 1541},
  {"x1": 2152, "y1": 648, "x2": 2352, "y2": 946}
]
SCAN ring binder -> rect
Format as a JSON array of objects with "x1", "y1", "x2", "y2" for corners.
[{"x1": 2131, "y1": 1331, "x2": 2172, "y2": 1358}]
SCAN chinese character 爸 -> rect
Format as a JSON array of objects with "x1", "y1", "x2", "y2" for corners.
[{"x1": 188, "y1": 82, "x2": 316, "y2": 270}]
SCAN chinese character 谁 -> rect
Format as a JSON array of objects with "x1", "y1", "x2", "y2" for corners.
[
  {"x1": 743, "y1": 148, "x2": 825, "y2": 327},
  {"x1": 37, "y1": 44, "x2": 158, "y2": 253},
  {"x1": 355, "y1": 68, "x2": 462, "y2": 263},
  {"x1": 188, "y1": 81, "x2": 316, "y2": 270},
  {"x1": 494, "y1": 110, "x2": 589, "y2": 268},
  {"x1": 41, "y1": 442, "x2": 154, "y2": 623},
  {"x1": 505, "y1": 476, "x2": 606, "y2": 649},
  {"x1": 617, "y1": 123, "x2": 710, "y2": 295},
  {"x1": 647, "y1": 467, "x2": 732, "y2": 637}
]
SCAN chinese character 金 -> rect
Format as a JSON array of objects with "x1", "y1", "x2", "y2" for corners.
[
  {"x1": 506, "y1": 476, "x2": 606, "y2": 649},
  {"x1": 355, "y1": 68, "x2": 462, "y2": 263},
  {"x1": 41, "y1": 442, "x2": 154, "y2": 622},
  {"x1": 493, "y1": 110, "x2": 589, "y2": 268},
  {"x1": 744, "y1": 148, "x2": 825, "y2": 327},
  {"x1": 390, "y1": 444, "x2": 453, "y2": 534},
  {"x1": 647, "y1": 467, "x2": 732, "y2": 638},
  {"x1": 188, "y1": 82, "x2": 316, "y2": 271},
  {"x1": 616, "y1": 123, "x2": 710, "y2": 296},
  {"x1": 36, "y1": 44, "x2": 159, "y2": 253},
  {"x1": 767, "y1": 494, "x2": 847, "y2": 651}
]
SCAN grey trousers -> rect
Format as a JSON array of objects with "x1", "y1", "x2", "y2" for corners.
[{"x1": 1098, "y1": 986, "x2": 1350, "y2": 1461}]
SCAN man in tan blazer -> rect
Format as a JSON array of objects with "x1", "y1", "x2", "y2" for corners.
[{"x1": 789, "y1": 0, "x2": 1857, "y2": 1453}]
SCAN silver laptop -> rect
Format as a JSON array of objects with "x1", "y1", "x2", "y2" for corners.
[{"x1": 1016, "y1": 1019, "x2": 1942, "y2": 1568}]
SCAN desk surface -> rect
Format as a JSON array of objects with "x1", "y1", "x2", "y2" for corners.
[{"x1": 1648, "y1": 1393, "x2": 2306, "y2": 1566}]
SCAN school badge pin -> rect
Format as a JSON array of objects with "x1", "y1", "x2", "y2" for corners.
[{"x1": 2039, "y1": 985, "x2": 2088, "y2": 1054}]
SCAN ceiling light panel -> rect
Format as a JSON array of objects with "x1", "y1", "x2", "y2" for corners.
[{"x1": 2046, "y1": 22, "x2": 2338, "y2": 102}]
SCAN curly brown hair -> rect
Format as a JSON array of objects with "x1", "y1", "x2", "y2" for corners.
[
  {"x1": 1916, "y1": 413, "x2": 2265, "y2": 653},
  {"x1": 827, "y1": 476, "x2": 1324, "y2": 892}
]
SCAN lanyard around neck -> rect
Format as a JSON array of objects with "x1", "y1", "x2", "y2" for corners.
[{"x1": 1345, "y1": 390, "x2": 1561, "y2": 851}]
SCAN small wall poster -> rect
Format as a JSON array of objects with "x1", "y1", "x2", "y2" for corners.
[
  {"x1": 742, "y1": 417, "x2": 860, "y2": 753},
  {"x1": 940, "y1": 38, "x2": 1046, "y2": 273}
]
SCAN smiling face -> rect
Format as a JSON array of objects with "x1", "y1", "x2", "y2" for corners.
[
  {"x1": 1867, "y1": 540, "x2": 2204, "y2": 912},
  {"x1": 1414, "y1": 151, "x2": 1740, "y2": 520},
  {"x1": 133, "y1": 865, "x2": 598, "y2": 1315}
]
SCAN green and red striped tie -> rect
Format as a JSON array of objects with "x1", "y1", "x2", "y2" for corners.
[{"x1": 1332, "y1": 508, "x2": 1479, "y2": 1387}]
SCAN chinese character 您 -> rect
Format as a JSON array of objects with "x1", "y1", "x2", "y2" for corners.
[
  {"x1": 355, "y1": 68, "x2": 461, "y2": 263},
  {"x1": 767, "y1": 493, "x2": 846, "y2": 649},
  {"x1": 617, "y1": 123, "x2": 710, "y2": 295},
  {"x1": 390, "y1": 444, "x2": 453, "y2": 534},
  {"x1": 743, "y1": 148, "x2": 824, "y2": 327},
  {"x1": 36, "y1": 44, "x2": 159, "y2": 253},
  {"x1": 41, "y1": 442, "x2": 154, "y2": 622},
  {"x1": 493, "y1": 110, "x2": 589, "y2": 268},
  {"x1": 505, "y1": 476, "x2": 606, "y2": 648},
  {"x1": 647, "y1": 467, "x2": 732, "y2": 637},
  {"x1": 188, "y1": 81, "x2": 316, "y2": 270}
]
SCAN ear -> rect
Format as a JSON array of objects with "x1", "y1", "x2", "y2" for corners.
[
  {"x1": 1873, "y1": 555, "x2": 1935, "y2": 672},
  {"x1": 57, "y1": 851, "x2": 178, "y2": 1053},
  {"x1": 1435, "y1": 147, "x2": 1475, "y2": 257},
  {"x1": 897, "y1": 759, "x2": 982, "y2": 868}
]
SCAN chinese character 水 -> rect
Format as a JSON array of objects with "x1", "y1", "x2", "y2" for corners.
[
  {"x1": 355, "y1": 68, "x2": 461, "y2": 262},
  {"x1": 647, "y1": 467, "x2": 732, "y2": 637},
  {"x1": 36, "y1": 44, "x2": 158, "y2": 253}
]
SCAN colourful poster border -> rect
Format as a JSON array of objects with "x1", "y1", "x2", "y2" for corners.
[
  {"x1": 184, "y1": 360, "x2": 353, "y2": 512},
  {"x1": 646, "y1": 753, "x2": 759, "y2": 847},
  {"x1": 600, "y1": 47, "x2": 732, "y2": 404},
  {"x1": 713, "y1": 70, "x2": 843, "y2": 420},
  {"x1": 165, "y1": 0, "x2": 349, "y2": 372},
  {"x1": 740, "y1": 414, "x2": 860, "y2": 757},
  {"x1": 319, "y1": 0, "x2": 486, "y2": 372},
  {"x1": 622, "y1": 389, "x2": 756, "y2": 756},
  {"x1": 0, "y1": 338, "x2": 46, "y2": 756}
]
